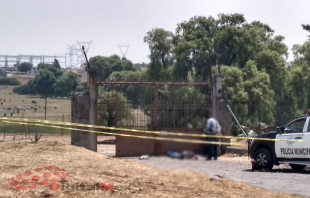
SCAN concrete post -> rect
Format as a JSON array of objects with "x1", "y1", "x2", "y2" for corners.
[
  {"x1": 88, "y1": 69, "x2": 97, "y2": 152},
  {"x1": 71, "y1": 69, "x2": 97, "y2": 152},
  {"x1": 211, "y1": 75, "x2": 223, "y2": 119},
  {"x1": 71, "y1": 93, "x2": 91, "y2": 149},
  {"x1": 211, "y1": 75, "x2": 223, "y2": 155}
]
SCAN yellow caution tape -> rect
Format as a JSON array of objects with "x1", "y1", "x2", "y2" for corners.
[
  {"x1": 1, "y1": 117, "x2": 233, "y2": 139},
  {"x1": 0, "y1": 117, "x2": 308, "y2": 143},
  {"x1": 2, "y1": 120, "x2": 247, "y2": 146}
]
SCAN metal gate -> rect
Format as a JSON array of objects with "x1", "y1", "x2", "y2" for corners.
[{"x1": 97, "y1": 79, "x2": 211, "y2": 131}]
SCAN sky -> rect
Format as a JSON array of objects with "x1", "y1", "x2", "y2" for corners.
[{"x1": 0, "y1": 0, "x2": 309, "y2": 66}]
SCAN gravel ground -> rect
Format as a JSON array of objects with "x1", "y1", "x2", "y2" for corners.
[{"x1": 123, "y1": 155, "x2": 310, "y2": 197}]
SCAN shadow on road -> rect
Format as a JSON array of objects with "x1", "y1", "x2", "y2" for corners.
[
  {"x1": 242, "y1": 168, "x2": 310, "y2": 174},
  {"x1": 97, "y1": 139, "x2": 115, "y2": 144}
]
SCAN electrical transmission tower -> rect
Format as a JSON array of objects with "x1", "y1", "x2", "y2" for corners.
[
  {"x1": 118, "y1": 45, "x2": 130, "y2": 58},
  {"x1": 65, "y1": 43, "x2": 78, "y2": 68},
  {"x1": 76, "y1": 40, "x2": 93, "y2": 68}
]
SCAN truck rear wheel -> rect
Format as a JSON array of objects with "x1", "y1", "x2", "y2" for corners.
[{"x1": 254, "y1": 148, "x2": 274, "y2": 170}]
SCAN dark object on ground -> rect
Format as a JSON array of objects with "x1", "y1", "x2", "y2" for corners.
[{"x1": 167, "y1": 150, "x2": 198, "y2": 160}]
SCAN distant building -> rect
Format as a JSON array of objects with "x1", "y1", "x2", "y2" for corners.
[
  {"x1": 6, "y1": 73, "x2": 14, "y2": 77},
  {"x1": 64, "y1": 67, "x2": 87, "y2": 82}
]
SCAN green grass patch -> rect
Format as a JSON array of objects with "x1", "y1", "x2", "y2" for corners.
[{"x1": 0, "y1": 121, "x2": 71, "y2": 135}]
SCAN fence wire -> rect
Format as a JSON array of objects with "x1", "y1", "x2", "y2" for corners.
[
  {"x1": 97, "y1": 75, "x2": 211, "y2": 131},
  {"x1": 0, "y1": 88, "x2": 71, "y2": 138}
]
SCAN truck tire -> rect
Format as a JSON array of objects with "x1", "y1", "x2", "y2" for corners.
[
  {"x1": 289, "y1": 164, "x2": 306, "y2": 171},
  {"x1": 254, "y1": 148, "x2": 274, "y2": 170}
]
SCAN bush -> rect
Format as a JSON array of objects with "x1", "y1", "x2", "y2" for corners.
[
  {"x1": 0, "y1": 78, "x2": 21, "y2": 86},
  {"x1": 13, "y1": 84, "x2": 36, "y2": 95}
]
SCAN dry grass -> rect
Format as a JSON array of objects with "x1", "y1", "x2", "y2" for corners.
[{"x1": 0, "y1": 138, "x2": 304, "y2": 198}]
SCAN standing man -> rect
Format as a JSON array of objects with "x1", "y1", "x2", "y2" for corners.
[{"x1": 203, "y1": 112, "x2": 221, "y2": 160}]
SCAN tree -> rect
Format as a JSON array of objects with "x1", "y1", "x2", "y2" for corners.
[
  {"x1": 242, "y1": 61, "x2": 275, "y2": 124},
  {"x1": 13, "y1": 83, "x2": 36, "y2": 94},
  {"x1": 89, "y1": 55, "x2": 139, "y2": 81},
  {"x1": 44, "y1": 65, "x2": 64, "y2": 78},
  {"x1": 18, "y1": 62, "x2": 33, "y2": 72},
  {"x1": 53, "y1": 59, "x2": 61, "y2": 69},
  {"x1": 97, "y1": 91, "x2": 133, "y2": 127},
  {"x1": 0, "y1": 78, "x2": 21, "y2": 86},
  {"x1": 107, "y1": 71, "x2": 143, "y2": 108},
  {"x1": 302, "y1": 24, "x2": 310, "y2": 39},
  {"x1": 289, "y1": 41, "x2": 310, "y2": 115},
  {"x1": 144, "y1": 28, "x2": 174, "y2": 71},
  {"x1": 37, "y1": 63, "x2": 53, "y2": 70},
  {"x1": 221, "y1": 66, "x2": 248, "y2": 123},
  {"x1": 173, "y1": 15, "x2": 217, "y2": 80},
  {"x1": 55, "y1": 72, "x2": 80, "y2": 97},
  {"x1": 291, "y1": 41, "x2": 310, "y2": 65},
  {"x1": 171, "y1": 13, "x2": 287, "y2": 81},
  {"x1": 33, "y1": 70, "x2": 56, "y2": 96},
  {"x1": 255, "y1": 49, "x2": 287, "y2": 100}
]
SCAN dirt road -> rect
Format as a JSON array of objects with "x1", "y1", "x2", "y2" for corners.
[{"x1": 126, "y1": 155, "x2": 310, "y2": 197}]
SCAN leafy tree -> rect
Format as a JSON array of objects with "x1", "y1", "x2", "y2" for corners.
[
  {"x1": 255, "y1": 49, "x2": 287, "y2": 99},
  {"x1": 243, "y1": 61, "x2": 275, "y2": 124},
  {"x1": 53, "y1": 59, "x2": 61, "y2": 69},
  {"x1": 302, "y1": 24, "x2": 310, "y2": 39},
  {"x1": 37, "y1": 63, "x2": 53, "y2": 70},
  {"x1": 171, "y1": 13, "x2": 288, "y2": 80},
  {"x1": 144, "y1": 28, "x2": 174, "y2": 71},
  {"x1": 221, "y1": 66, "x2": 248, "y2": 123},
  {"x1": 286, "y1": 64, "x2": 308, "y2": 110},
  {"x1": 13, "y1": 65, "x2": 81, "y2": 97},
  {"x1": 97, "y1": 91, "x2": 133, "y2": 127},
  {"x1": 44, "y1": 65, "x2": 64, "y2": 78},
  {"x1": 107, "y1": 71, "x2": 143, "y2": 108},
  {"x1": 291, "y1": 41, "x2": 310, "y2": 65},
  {"x1": 13, "y1": 84, "x2": 36, "y2": 94},
  {"x1": 18, "y1": 62, "x2": 33, "y2": 72},
  {"x1": 0, "y1": 78, "x2": 21, "y2": 86},
  {"x1": 173, "y1": 15, "x2": 216, "y2": 80},
  {"x1": 55, "y1": 72, "x2": 80, "y2": 97},
  {"x1": 89, "y1": 55, "x2": 139, "y2": 81},
  {"x1": 33, "y1": 70, "x2": 56, "y2": 96},
  {"x1": 290, "y1": 41, "x2": 310, "y2": 112}
]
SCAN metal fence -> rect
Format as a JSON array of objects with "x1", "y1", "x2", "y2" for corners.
[
  {"x1": 97, "y1": 77, "x2": 211, "y2": 131},
  {"x1": 0, "y1": 88, "x2": 71, "y2": 137}
]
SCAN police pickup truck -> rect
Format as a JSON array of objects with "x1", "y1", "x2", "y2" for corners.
[{"x1": 249, "y1": 115, "x2": 310, "y2": 170}]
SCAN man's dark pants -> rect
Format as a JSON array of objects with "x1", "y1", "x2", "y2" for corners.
[{"x1": 205, "y1": 137, "x2": 218, "y2": 160}]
